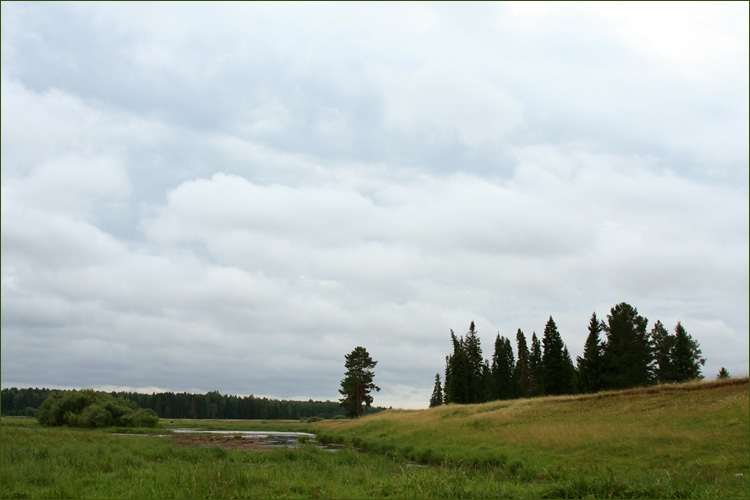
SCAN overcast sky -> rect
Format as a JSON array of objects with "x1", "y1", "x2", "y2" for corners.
[{"x1": 2, "y1": 2, "x2": 748, "y2": 409}]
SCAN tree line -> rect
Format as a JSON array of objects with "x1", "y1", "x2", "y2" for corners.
[
  {"x1": 1, "y1": 388, "x2": 377, "y2": 420},
  {"x1": 431, "y1": 302, "x2": 709, "y2": 407}
]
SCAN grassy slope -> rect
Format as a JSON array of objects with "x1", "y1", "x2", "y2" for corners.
[{"x1": 316, "y1": 378, "x2": 749, "y2": 494}]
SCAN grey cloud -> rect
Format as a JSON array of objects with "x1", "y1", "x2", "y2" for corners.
[{"x1": 2, "y1": 2, "x2": 747, "y2": 407}]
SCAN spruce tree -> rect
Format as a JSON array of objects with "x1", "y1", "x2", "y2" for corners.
[
  {"x1": 717, "y1": 367, "x2": 730, "y2": 379},
  {"x1": 541, "y1": 316, "x2": 570, "y2": 395},
  {"x1": 339, "y1": 346, "x2": 380, "y2": 418},
  {"x1": 601, "y1": 302, "x2": 653, "y2": 390},
  {"x1": 444, "y1": 330, "x2": 470, "y2": 404},
  {"x1": 429, "y1": 373, "x2": 444, "y2": 407},
  {"x1": 562, "y1": 346, "x2": 578, "y2": 393},
  {"x1": 514, "y1": 329, "x2": 532, "y2": 398},
  {"x1": 481, "y1": 360, "x2": 491, "y2": 403},
  {"x1": 490, "y1": 334, "x2": 515, "y2": 400},
  {"x1": 577, "y1": 312, "x2": 604, "y2": 393},
  {"x1": 670, "y1": 322, "x2": 705, "y2": 382},
  {"x1": 651, "y1": 320, "x2": 675, "y2": 383},
  {"x1": 529, "y1": 332, "x2": 543, "y2": 396},
  {"x1": 464, "y1": 322, "x2": 485, "y2": 404}
]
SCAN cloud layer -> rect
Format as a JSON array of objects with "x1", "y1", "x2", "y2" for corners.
[{"x1": 2, "y1": 2, "x2": 748, "y2": 407}]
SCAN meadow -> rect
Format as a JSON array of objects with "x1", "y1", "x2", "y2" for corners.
[{"x1": 1, "y1": 378, "x2": 747, "y2": 498}]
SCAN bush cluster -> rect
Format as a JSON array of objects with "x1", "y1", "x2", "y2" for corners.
[{"x1": 37, "y1": 389, "x2": 158, "y2": 428}]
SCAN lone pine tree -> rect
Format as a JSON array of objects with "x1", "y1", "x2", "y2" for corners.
[{"x1": 339, "y1": 346, "x2": 380, "y2": 418}]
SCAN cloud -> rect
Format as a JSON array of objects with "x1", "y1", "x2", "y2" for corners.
[
  {"x1": 375, "y1": 65, "x2": 526, "y2": 147},
  {"x1": 1, "y1": 2, "x2": 747, "y2": 408}
]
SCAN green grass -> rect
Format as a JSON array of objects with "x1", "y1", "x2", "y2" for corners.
[
  {"x1": 1, "y1": 422, "x2": 545, "y2": 498},
  {"x1": 159, "y1": 418, "x2": 314, "y2": 433},
  {"x1": 1, "y1": 378, "x2": 747, "y2": 498},
  {"x1": 316, "y1": 377, "x2": 749, "y2": 497}
]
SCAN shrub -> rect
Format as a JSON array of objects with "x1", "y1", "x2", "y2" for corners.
[{"x1": 37, "y1": 390, "x2": 158, "y2": 428}]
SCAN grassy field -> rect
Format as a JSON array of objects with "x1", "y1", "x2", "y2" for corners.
[
  {"x1": 317, "y1": 377, "x2": 749, "y2": 497},
  {"x1": 1, "y1": 377, "x2": 747, "y2": 498}
]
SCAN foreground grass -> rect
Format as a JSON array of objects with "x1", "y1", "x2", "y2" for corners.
[
  {"x1": 1, "y1": 422, "x2": 549, "y2": 499},
  {"x1": 1, "y1": 378, "x2": 747, "y2": 498}
]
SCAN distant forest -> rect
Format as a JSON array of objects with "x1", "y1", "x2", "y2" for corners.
[
  {"x1": 432, "y1": 302, "x2": 708, "y2": 407},
  {"x1": 1, "y1": 388, "x2": 385, "y2": 420}
]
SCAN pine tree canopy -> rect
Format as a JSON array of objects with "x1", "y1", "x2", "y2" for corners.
[
  {"x1": 339, "y1": 346, "x2": 380, "y2": 418},
  {"x1": 651, "y1": 320, "x2": 675, "y2": 383},
  {"x1": 577, "y1": 312, "x2": 604, "y2": 393},
  {"x1": 602, "y1": 302, "x2": 652, "y2": 390},
  {"x1": 514, "y1": 329, "x2": 532, "y2": 398},
  {"x1": 541, "y1": 316, "x2": 573, "y2": 395},
  {"x1": 670, "y1": 322, "x2": 705, "y2": 382}
]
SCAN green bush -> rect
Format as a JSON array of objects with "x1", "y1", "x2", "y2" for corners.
[{"x1": 37, "y1": 389, "x2": 158, "y2": 428}]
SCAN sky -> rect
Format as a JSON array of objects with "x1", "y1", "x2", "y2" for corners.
[{"x1": 1, "y1": 2, "x2": 748, "y2": 409}]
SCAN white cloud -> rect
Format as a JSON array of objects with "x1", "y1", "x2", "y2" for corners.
[
  {"x1": 374, "y1": 65, "x2": 525, "y2": 147},
  {"x1": 1, "y1": 2, "x2": 747, "y2": 408}
]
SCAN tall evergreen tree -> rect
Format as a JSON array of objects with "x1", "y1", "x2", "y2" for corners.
[
  {"x1": 444, "y1": 330, "x2": 470, "y2": 404},
  {"x1": 650, "y1": 320, "x2": 675, "y2": 383},
  {"x1": 541, "y1": 316, "x2": 571, "y2": 395},
  {"x1": 490, "y1": 335, "x2": 515, "y2": 400},
  {"x1": 514, "y1": 329, "x2": 532, "y2": 398},
  {"x1": 562, "y1": 346, "x2": 578, "y2": 393},
  {"x1": 339, "y1": 346, "x2": 380, "y2": 418},
  {"x1": 601, "y1": 302, "x2": 652, "y2": 390},
  {"x1": 670, "y1": 322, "x2": 705, "y2": 382},
  {"x1": 480, "y1": 360, "x2": 491, "y2": 403},
  {"x1": 429, "y1": 373, "x2": 444, "y2": 408},
  {"x1": 464, "y1": 322, "x2": 485, "y2": 404},
  {"x1": 577, "y1": 312, "x2": 605, "y2": 393},
  {"x1": 528, "y1": 332, "x2": 543, "y2": 396}
]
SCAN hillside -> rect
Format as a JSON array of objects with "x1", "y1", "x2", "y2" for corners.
[{"x1": 316, "y1": 378, "x2": 748, "y2": 496}]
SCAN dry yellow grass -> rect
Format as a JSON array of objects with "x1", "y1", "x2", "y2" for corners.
[{"x1": 317, "y1": 377, "x2": 749, "y2": 475}]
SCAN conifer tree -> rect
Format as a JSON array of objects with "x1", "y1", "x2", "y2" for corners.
[
  {"x1": 670, "y1": 322, "x2": 705, "y2": 382},
  {"x1": 464, "y1": 322, "x2": 485, "y2": 404},
  {"x1": 717, "y1": 367, "x2": 730, "y2": 379},
  {"x1": 528, "y1": 332, "x2": 543, "y2": 396},
  {"x1": 577, "y1": 312, "x2": 605, "y2": 393},
  {"x1": 651, "y1": 320, "x2": 675, "y2": 383},
  {"x1": 490, "y1": 334, "x2": 515, "y2": 400},
  {"x1": 541, "y1": 316, "x2": 571, "y2": 395},
  {"x1": 514, "y1": 329, "x2": 532, "y2": 398},
  {"x1": 339, "y1": 346, "x2": 380, "y2": 418},
  {"x1": 429, "y1": 373, "x2": 444, "y2": 407},
  {"x1": 444, "y1": 330, "x2": 470, "y2": 404},
  {"x1": 562, "y1": 346, "x2": 578, "y2": 393},
  {"x1": 481, "y1": 360, "x2": 491, "y2": 403},
  {"x1": 601, "y1": 302, "x2": 652, "y2": 390}
]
